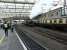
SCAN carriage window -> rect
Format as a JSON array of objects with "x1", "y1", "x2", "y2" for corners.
[
  {"x1": 54, "y1": 20, "x2": 57, "y2": 23},
  {"x1": 59, "y1": 19, "x2": 63, "y2": 23},
  {"x1": 50, "y1": 20, "x2": 52, "y2": 23}
]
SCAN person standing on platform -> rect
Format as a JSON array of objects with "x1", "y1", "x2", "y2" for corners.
[
  {"x1": 3, "y1": 21, "x2": 9, "y2": 37},
  {"x1": 11, "y1": 22, "x2": 15, "y2": 32}
]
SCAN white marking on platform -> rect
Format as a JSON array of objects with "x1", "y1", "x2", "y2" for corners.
[
  {"x1": 15, "y1": 31, "x2": 27, "y2": 50},
  {"x1": 0, "y1": 35, "x2": 5, "y2": 44}
]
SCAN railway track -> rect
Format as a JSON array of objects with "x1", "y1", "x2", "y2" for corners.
[
  {"x1": 30, "y1": 27, "x2": 67, "y2": 45},
  {"x1": 15, "y1": 25, "x2": 67, "y2": 45},
  {"x1": 15, "y1": 25, "x2": 46, "y2": 50}
]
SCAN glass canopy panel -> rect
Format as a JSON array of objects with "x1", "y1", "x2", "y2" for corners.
[
  {"x1": 7, "y1": 4, "x2": 15, "y2": 8},
  {"x1": 16, "y1": 0, "x2": 35, "y2": 3},
  {"x1": 0, "y1": 0, "x2": 14, "y2": 2},
  {"x1": 0, "y1": 0, "x2": 35, "y2": 3},
  {"x1": 0, "y1": 0, "x2": 35, "y2": 18},
  {"x1": 16, "y1": 0, "x2": 25, "y2": 2},
  {"x1": 16, "y1": 4, "x2": 23, "y2": 8}
]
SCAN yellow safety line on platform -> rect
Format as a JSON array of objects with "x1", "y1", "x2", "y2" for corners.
[{"x1": 0, "y1": 35, "x2": 5, "y2": 44}]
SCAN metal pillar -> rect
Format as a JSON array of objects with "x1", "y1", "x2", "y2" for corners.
[{"x1": 64, "y1": 0, "x2": 66, "y2": 15}]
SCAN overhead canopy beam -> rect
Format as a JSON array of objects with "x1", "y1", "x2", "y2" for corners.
[
  {"x1": 1, "y1": 12, "x2": 30, "y2": 13},
  {"x1": 0, "y1": 0, "x2": 34, "y2": 4},
  {"x1": 0, "y1": 7, "x2": 32, "y2": 9}
]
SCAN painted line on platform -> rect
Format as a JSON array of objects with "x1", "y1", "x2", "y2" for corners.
[
  {"x1": 0, "y1": 35, "x2": 5, "y2": 44},
  {"x1": 15, "y1": 31, "x2": 27, "y2": 50}
]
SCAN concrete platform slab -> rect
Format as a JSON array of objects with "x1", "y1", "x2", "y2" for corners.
[{"x1": 0, "y1": 29, "x2": 24, "y2": 50}]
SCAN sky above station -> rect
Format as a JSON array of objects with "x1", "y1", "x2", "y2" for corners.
[{"x1": 30, "y1": 0, "x2": 64, "y2": 18}]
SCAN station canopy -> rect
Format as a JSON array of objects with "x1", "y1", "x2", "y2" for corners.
[{"x1": 0, "y1": 0, "x2": 35, "y2": 18}]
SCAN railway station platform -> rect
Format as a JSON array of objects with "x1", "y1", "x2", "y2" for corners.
[
  {"x1": 0, "y1": 26, "x2": 46, "y2": 50},
  {"x1": 0, "y1": 29, "x2": 24, "y2": 50},
  {"x1": 0, "y1": 24, "x2": 67, "y2": 50}
]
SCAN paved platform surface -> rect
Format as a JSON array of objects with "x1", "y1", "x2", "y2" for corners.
[
  {"x1": 0, "y1": 29, "x2": 24, "y2": 50},
  {"x1": 0, "y1": 29, "x2": 5, "y2": 40}
]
